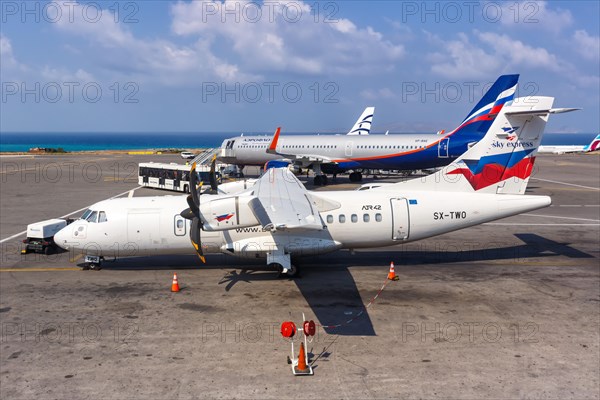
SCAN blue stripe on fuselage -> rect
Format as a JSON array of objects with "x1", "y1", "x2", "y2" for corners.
[{"x1": 336, "y1": 134, "x2": 479, "y2": 170}]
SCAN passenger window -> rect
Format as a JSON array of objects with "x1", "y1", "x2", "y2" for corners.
[
  {"x1": 86, "y1": 211, "x2": 98, "y2": 223},
  {"x1": 98, "y1": 211, "x2": 108, "y2": 223},
  {"x1": 176, "y1": 219, "x2": 184, "y2": 229},
  {"x1": 363, "y1": 214, "x2": 370, "y2": 222},
  {"x1": 351, "y1": 214, "x2": 358, "y2": 223},
  {"x1": 339, "y1": 214, "x2": 346, "y2": 223},
  {"x1": 326, "y1": 215, "x2": 333, "y2": 224},
  {"x1": 375, "y1": 213, "x2": 382, "y2": 222}
]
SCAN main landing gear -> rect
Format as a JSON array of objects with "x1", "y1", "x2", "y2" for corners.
[
  {"x1": 349, "y1": 171, "x2": 363, "y2": 182},
  {"x1": 267, "y1": 251, "x2": 299, "y2": 277},
  {"x1": 313, "y1": 175, "x2": 328, "y2": 186},
  {"x1": 311, "y1": 163, "x2": 328, "y2": 186}
]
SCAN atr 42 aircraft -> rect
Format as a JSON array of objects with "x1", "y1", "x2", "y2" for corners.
[
  {"x1": 218, "y1": 75, "x2": 520, "y2": 186},
  {"x1": 55, "y1": 94, "x2": 577, "y2": 274},
  {"x1": 538, "y1": 134, "x2": 599, "y2": 154}
]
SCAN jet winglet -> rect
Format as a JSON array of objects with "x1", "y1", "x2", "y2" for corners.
[{"x1": 267, "y1": 127, "x2": 281, "y2": 154}]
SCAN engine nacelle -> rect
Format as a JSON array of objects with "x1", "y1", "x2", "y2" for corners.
[{"x1": 199, "y1": 195, "x2": 260, "y2": 231}]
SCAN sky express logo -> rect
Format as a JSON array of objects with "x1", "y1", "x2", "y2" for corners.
[{"x1": 491, "y1": 140, "x2": 535, "y2": 149}]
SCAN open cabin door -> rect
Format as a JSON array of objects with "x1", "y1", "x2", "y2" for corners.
[{"x1": 390, "y1": 198, "x2": 410, "y2": 241}]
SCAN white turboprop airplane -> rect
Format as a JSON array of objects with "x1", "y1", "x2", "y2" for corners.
[
  {"x1": 538, "y1": 134, "x2": 599, "y2": 154},
  {"x1": 55, "y1": 95, "x2": 575, "y2": 274}
]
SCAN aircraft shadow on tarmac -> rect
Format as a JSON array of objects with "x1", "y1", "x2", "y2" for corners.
[{"x1": 80, "y1": 233, "x2": 594, "y2": 337}]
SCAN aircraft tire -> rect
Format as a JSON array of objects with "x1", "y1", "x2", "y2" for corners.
[
  {"x1": 269, "y1": 262, "x2": 284, "y2": 277},
  {"x1": 88, "y1": 263, "x2": 102, "y2": 271},
  {"x1": 287, "y1": 264, "x2": 299, "y2": 278}
]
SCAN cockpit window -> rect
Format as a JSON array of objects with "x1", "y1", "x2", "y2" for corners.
[
  {"x1": 81, "y1": 209, "x2": 92, "y2": 220},
  {"x1": 98, "y1": 211, "x2": 107, "y2": 223},
  {"x1": 86, "y1": 211, "x2": 98, "y2": 223}
]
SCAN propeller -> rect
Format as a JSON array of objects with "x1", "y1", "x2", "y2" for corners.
[
  {"x1": 208, "y1": 154, "x2": 218, "y2": 193},
  {"x1": 180, "y1": 162, "x2": 206, "y2": 263}
]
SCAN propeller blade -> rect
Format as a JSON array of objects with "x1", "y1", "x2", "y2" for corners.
[
  {"x1": 180, "y1": 207, "x2": 195, "y2": 220},
  {"x1": 190, "y1": 218, "x2": 206, "y2": 264},
  {"x1": 209, "y1": 154, "x2": 218, "y2": 192},
  {"x1": 189, "y1": 162, "x2": 200, "y2": 207},
  {"x1": 185, "y1": 194, "x2": 199, "y2": 218}
]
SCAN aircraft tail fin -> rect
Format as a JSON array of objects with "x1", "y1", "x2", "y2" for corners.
[
  {"x1": 447, "y1": 74, "x2": 519, "y2": 140},
  {"x1": 584, "y1": 134, "x2": 600, "y2": 152},
  {"x1": 394, "y1": 96, "x2": 579, "y2": 195},
  {"x1": 347, "y1": 107, "x2": 374, "y2": 135}
]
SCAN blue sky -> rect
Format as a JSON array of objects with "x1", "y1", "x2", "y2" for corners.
[{"x1": 1, "y1": 0, "x2": 599, "y2": 134}]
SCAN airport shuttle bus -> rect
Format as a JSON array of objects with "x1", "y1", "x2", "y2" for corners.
[{"x1": 138, "y1": 162, "x2": 221, "y2": 193}]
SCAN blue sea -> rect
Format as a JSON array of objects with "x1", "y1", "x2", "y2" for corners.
[{"x1": 0, "y1": 131, "x2": 597, "y2": 153}]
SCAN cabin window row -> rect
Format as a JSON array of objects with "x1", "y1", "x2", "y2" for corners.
[
  {"x1": 356, "y1": 145, "x2": 425, "y2": 150},
  {"x1": 326, "y1": 213, "x2": 382, "y2": 224}
]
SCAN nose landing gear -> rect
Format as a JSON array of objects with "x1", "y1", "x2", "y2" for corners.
[{"x1": 83, "y1": 255, "x2": 103, "y2": 271}]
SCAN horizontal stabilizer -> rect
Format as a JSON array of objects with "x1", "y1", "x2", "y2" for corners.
[{"x1": 505, "y1": 107, "x2": 580, "y2": 117}]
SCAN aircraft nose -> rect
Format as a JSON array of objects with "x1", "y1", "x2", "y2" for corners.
[{"x1": 54, "y1": 225, "x2": 71, "y2": 250}]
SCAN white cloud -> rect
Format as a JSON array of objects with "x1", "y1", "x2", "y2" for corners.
[
  {"x1": 426, "y1": 30, "x2": 573, "y2": 79},
  {"x1": 573, "y1": 30, "x2": 600, "y2": 61},
  {"x1": 427, "y1": 32, "x2": 500, "y2": 79},
  {"x1": 41, "y1": 66, "x2": 95, "y2": 82},
  {"x1": 170, "y1": 0, "x2": 404, "y2": 76},
  {"x1": 499, "y1": 1, "x2": 573, "y2": 34},
  {"x1": 0, "y1": 35, "x2": 27, "y2": 72},
  {"x1": 477, "y1": 31, "x2": 564, "y2": 72},
  {"x1": 50, "y1": 1, "x2": 256, "y2": 84}
]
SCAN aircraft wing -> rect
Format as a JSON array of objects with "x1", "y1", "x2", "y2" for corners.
[{"x1": 248, "y1": 168, "x2": 325, "y2": 231}]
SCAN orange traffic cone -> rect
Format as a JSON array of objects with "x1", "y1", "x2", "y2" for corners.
[
  {"x1": 295, "y1": 342, "x2": 309, "y2": 373},
  {"x1": 171, "y1": 273, "x2": 180, "y2": 292},
  {"x1": 388, "y1": 262, "x2": 399, "y2": 281}
]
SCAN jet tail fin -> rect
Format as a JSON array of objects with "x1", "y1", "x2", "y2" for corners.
[
  {"x1": 392, "y1": 96, "x2": 579, "y2": 195},
  {"x1": 584, "y1": 134, "x2": 600, "y2": 152},
  {"x1": 347, "y1": 107, "x2": 374, "y2": 135},
  {"x1": 445, "y1": 74, "x2": 519, "y2": 140}
]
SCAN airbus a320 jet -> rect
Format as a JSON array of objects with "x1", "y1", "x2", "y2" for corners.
[{"x1": 219, "y1": 75, "x2": 520, "y2": 186}]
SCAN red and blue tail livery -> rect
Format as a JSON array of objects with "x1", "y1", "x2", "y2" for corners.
[{"x1": 447, "y1": 150, "x2": 536, "y2": 191}]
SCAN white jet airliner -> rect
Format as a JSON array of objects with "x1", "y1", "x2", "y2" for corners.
[
  {"x1": 55, "y1": 95, "x2": 576, "y2": 274},
  {"x1": 538, "y1": 134, "x2": 599, "y2": 154},
  {"x1": 218, "y1": 75, "x2": 520, "y2": 185}
]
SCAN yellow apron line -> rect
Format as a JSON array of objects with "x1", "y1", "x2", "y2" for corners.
[
  {"x1": 69, "y1": 253, "x2": 84, "y2": 263},
  {"x1": 0, "y1": 267, "x2": 81, "y2": 272}
]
